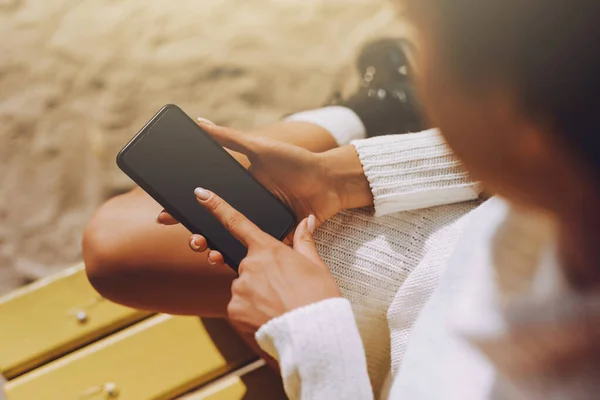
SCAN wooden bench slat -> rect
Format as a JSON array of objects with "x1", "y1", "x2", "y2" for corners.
[
  {"x1": 4, "y1": 315, "x2": 257, "y2": 400},
  {"x1": 179, "y1": 359, "x2": 286, "y2": 400},
  {"x1": 0, "y1": 264, "x2": 151, "y2": 379}
]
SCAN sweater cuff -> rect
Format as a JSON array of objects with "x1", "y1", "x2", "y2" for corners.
[
  {"x1": 283, "y1": 106, "x2": 366, "y2": 146},
  {"x1": 352, "y1": 129, "x2": 482, "y2": 217},
  {"x1": 256, "y1": 298, "x2": 372, "y2": 400}
]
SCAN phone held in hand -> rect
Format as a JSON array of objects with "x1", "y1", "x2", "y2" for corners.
[{"x1": 117, "y1": 104, "x2": 296, "y2": 271}]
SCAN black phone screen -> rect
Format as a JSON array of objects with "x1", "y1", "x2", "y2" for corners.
[{"x1": 117, "y1": 105, "x2": 296, "y2": 271}]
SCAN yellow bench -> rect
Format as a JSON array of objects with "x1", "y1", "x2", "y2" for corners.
[{"x1": 0, "y1": 264, "x2": 286, "y2": 399}]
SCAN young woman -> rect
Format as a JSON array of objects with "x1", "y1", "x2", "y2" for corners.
[
  {"x1": 158, "y1": 0, "x2": 600, "y2": 398},
  {"x1": 83, "y1": 42, "x2": 480, "y2": 394},
  {"x1": 85, "y1": 122, "x2": 480, "y2": 391}
]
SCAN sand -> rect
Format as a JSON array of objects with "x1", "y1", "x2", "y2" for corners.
[{"x1": 0, "y1": 0, "x2": 407, "y2": 295}]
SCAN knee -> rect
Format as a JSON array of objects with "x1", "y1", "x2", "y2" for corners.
[{"x1": 82, "y1": 201, "x2": 132, "y2": 301}]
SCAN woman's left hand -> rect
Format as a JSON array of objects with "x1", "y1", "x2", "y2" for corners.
[{"x1": 189, "y1": 187, "x2": 341, "y2": 332}]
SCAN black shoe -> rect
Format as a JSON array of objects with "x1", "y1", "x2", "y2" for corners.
[{"x1": 330, "y1": 38, "x2": 429, "y2": 137}]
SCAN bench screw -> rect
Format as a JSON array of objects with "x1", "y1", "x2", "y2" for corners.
[
  {"x1": 76, "y1": 311, "x2": 88, "y2": 323},
  {"x1": 104, "y1": 382, "x2": 119, "y2": 397}
]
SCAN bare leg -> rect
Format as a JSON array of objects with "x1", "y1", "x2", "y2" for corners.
[{"x1": 83, "y1": 121, "x2": 338, "y2": 316}]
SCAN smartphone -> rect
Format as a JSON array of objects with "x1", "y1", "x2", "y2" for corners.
[{"x1": 117, "y1": 104, "x2": 296, "y2": 271}]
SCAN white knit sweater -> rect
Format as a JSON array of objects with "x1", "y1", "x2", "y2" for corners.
[
  {"x1": 258, "y1": 107, "x2": 599, "y2": 400},
  {"x1": 258, "y1": 108, "x2": 481, "y2": 398}
]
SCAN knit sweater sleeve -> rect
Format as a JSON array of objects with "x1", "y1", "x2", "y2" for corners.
[
  {"x1": 255, "y1": 298, "x2": 374, "y2": 400},
  {"x1": 352, "y1": 129, "x2": 482, "y2": 217}
]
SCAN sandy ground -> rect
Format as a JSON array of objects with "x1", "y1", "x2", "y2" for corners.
[{"x1": 0, "y1": 0, "x2": 407, "y2": 295}]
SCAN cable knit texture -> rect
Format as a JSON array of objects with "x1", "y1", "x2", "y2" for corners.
[
  {"x1": 352, "y1": 129, "x2": 481, "y2": 216},
  {"x1": 256, "y1": 116, "x2": 481, "y2": 399}
]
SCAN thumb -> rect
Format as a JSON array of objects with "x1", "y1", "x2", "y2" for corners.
[
  {"x1": 293, "y1": 215, "x2": 325, "y2": 267},
  {"x1": 197, "y1": 118, "x2": 259, "y2": 157}
]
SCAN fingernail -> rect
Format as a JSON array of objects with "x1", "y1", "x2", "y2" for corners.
[
  {"x1": 194, "y1": 187, "x2": 211, "y2": 201},
  {"x1": 197, "y1": 117, "x2": 216, "y2": 126},
  {"x1": 190, "y1": 237, "x2": 201, "y2": 251},
  {"x1": 208, "y1": 253, "x2": 217, "y2": 265},
  {"x1": 156, "y1": 212, "x2": 165, "y2": 224},
  {"x1": 307, "y1": 214, "x2": 316, "y2": 234}
]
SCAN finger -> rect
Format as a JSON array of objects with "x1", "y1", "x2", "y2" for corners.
[
  {"x1": 293, "y1": 215, "x2": 326, "y2": 267},
  {"x1": 188, "y1": 234, "x2": 208, "y2": 252},
  {"x1": 156, "y1": 210, "x2": 179, "y2": 225},
  {"x1": 188, "y1": 233, "x2": 226, "y2": 267},
  {"x1": 207, "y1": 250, "x2": 225, "y2": 267},
  {"x1": 283, "y1": 231, "x2": 294, "y2": 247},
  {"x1": 194, "y1": 187, "x2": 270, "y2": 248},
  {"x1": 196, "y1": 118, "x2": 259, "y2": 156}
]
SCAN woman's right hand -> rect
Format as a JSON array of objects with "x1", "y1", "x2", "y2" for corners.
[{"x1": 158, "y1": 119, "x2": 374, "y2": 229}]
